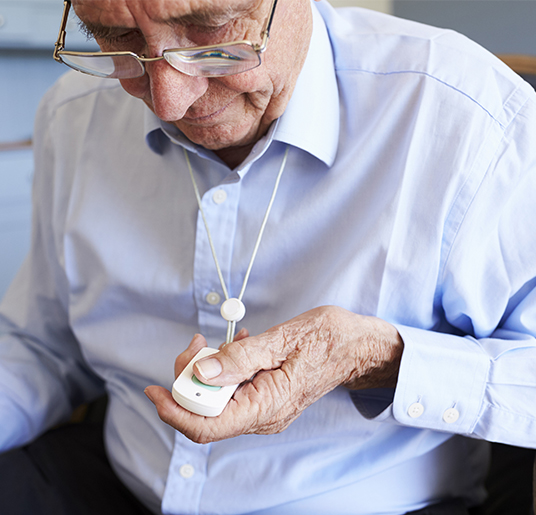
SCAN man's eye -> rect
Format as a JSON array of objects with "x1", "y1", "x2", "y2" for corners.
[
  {"x1": 105, "y1": 30, "x2": 140, "y2": 44},
  {"x1": 186, "y1": 21, "x2": 232, "y2": 36},
  {"x1": 96, "y1": 30, "x2": 146, "y2": 53},
  {"x1": 199, "y1": 24, "x2": 228, "y2": 33},
  {"x1": 91, "y1": 28, "x2": 142, "y2": 48}
]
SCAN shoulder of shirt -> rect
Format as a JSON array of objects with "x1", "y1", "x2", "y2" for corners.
[
  {"x1": 318, "y1": 2, "x2": 534, "y2": 128},
  {"x1": 38, "y1": 70, "x2": 131, "y2": 121}
]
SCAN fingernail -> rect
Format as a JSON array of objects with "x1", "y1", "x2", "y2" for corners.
[{"x1": 196, "y1": 358, "x2": 222, "y2": 380}]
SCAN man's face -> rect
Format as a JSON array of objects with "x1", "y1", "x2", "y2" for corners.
[{"x1": 72, "y1": 0, "x2": 312, "y2": 154}]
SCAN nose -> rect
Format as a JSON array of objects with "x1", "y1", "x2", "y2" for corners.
[{"x1": 147, "y1": 59, "x2": 209, "y2": 121}]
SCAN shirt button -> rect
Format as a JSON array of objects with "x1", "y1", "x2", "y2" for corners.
[
  {"x1": 408, "y1": 402, "x2": 424, "y2": 418},
  {"x1": 442, "y1": 408, "x2": 460, "y2": 424},
  {"x1": 212, "y1": 189, "x2": 227, "y2": 204},
  {"x1": 206, "y1": 292, "x2": 221, "y2": 305},
  {"x1": 179, "y1": 464, "x2": 195, "y2": 479}
]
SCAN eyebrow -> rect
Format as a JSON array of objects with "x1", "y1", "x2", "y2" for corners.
[
  {"x1": 79, "y1": 1, "x2": 256, "y2": 40},
  {"x1": 171, "y1": 5, "x2": 250, "y2": 27},
  {"x1": 79, "y1": 21, "x2": 132, "y2": 40}
]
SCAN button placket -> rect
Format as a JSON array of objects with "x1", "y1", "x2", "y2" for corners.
[
  {"x1": 179, "y1": 463, "x2": 195, "y2": 479},
  {"x1": 206, "y1": 292, "x2": 221, "y2": 305},
  {"x1": 193, "y1": 180, "x2": 241, "y2": 338},
  {"x1": 212, "y1": 189, "x2": 227, "y2": 204},
  {"x1": 161, "y1": 433, "x2": 210, "y2": 514}
]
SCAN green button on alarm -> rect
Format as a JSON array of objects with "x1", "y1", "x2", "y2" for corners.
[{"x1": 192, "y1": 374, "x2": 222, "y2": 391}]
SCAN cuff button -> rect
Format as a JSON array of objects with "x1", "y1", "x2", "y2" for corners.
[
  {"x1": 442, "y1": 408, "x2": 460, "y2": 424},
  {"x1": 408, "y1": 402, "x2": 424, "y2": 418}
]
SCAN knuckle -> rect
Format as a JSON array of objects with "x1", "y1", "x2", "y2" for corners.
[{"x1": 223, "y1": 340, "x2": 252, "y2": 371}]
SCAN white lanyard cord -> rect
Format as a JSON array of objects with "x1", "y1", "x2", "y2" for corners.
[
  {"x1": 184, "y1": 148, "x2": 229, "y2": 300},
  {"x1": 184, "y1": 145, "x2": 290, "y2": 343}
]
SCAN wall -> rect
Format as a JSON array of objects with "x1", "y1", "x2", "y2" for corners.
[
  {"x1": 0, "y1": 0, "x2": 96, "y2": 297},
  {"x1": 393, "y1": 0, "x2": 536, "y2": 55},
  {"x1": 330, "y1": 0, "x2": 392, "y2": 12}
]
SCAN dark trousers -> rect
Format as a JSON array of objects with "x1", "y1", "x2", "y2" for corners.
[
  {"x1": 0, "y1": 423, "x2": 154, "y2": 515},
  {"x1": 408, "y1": 500, "x2": 473, "y2": 515},
  {"x1": 0, "y1": 423, "x2": 533, "y2": 515}
]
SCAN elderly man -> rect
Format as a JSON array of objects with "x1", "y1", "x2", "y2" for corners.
[{"x1": 0, "y1": 0, "x2": 535, "y2": 513}]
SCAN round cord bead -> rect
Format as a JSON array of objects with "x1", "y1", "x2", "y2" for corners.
[{"x1": 220, "y1": 298, "x2": 246, "y2": 322}]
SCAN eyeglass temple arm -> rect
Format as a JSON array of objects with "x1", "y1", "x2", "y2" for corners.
[
  {"x1": 257, "y1": 0, "x2": 278, "y2": 53},
  {"x1": 54, "y1": 0, "x2": 71, "y2": 61}
]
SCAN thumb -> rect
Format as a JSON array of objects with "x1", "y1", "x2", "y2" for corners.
[
  {"x1": 193, "y1": 329, "x2": 285, "y2": 386},
  {"x1": 174, "y1": 333, "x2": 208, "y2": 378}
]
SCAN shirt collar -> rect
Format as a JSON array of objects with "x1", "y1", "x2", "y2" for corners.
[
  {"x1": 272, "y1": 1, "x2": 339, "y2": 166},
  {"x1": 144, "y1": 1, "x2": 339, "y2": 168}
]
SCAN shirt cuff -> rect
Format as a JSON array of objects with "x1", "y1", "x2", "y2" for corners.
[{"x1": 392, "y1": 324, "x2": 490, "y2": 435}]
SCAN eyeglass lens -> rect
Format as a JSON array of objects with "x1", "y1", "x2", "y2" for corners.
[
  {"x1": 163, "y1": 44, "x2": 262, "y2": 77},
  {"x1": 61, "y1": 54, "x2": 145, "y2": 79},
  {"x1": 61, "y1": 43, "x2": 261, "y2": 78}
]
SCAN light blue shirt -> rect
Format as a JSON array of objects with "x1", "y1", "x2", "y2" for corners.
[{"x1": 1, "y1": 2, "x2": 536, "y2": 514}]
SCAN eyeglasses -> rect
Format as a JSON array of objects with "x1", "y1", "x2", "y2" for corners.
[{"x1": 53, "y1": 0, "x2": 278, "y2": 79}]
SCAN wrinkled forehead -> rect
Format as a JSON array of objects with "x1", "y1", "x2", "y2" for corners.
[{"x1": 72, "y1": 0, "x2": 258, "y2": 28}]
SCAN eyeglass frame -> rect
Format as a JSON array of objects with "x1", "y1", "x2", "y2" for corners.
[{"x1": 53, "y1": 0, "x2": 279, "y2": 78}]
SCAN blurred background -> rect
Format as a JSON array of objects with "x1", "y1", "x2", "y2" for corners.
[{"x1": 0, "y1": 0, "x2": 535, "y2": 298}]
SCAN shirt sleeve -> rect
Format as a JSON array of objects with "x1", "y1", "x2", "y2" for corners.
[
  {"x1": 0, "y1": 87, "x2": 104, "y2": 452},
  {"x1": 390, "y1": 88, "x2": 536, "y2": 448}
]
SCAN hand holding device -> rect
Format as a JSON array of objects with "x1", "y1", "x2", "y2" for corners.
[{"x1": 172, "y1": 347, "x2": 239, "y2": 417}]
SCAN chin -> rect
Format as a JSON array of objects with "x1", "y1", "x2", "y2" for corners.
[{"x1": 178, "y1": 123, "x2": 258, "y2": 152}]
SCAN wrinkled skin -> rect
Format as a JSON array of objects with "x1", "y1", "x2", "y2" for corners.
[
  {"x1": 72, "y1": 0, "x2": 313, "y2": 167},
  {"x1": 72, "y1": 0, "x2": 404, "y2": 443},
  {"x1": 145, "y1": 306, "x2": 403, "y2": 444}
]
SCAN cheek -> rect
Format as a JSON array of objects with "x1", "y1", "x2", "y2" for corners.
[
  {"x1": 119, "y1": 76, "x2": 151, "y2": 99},
  {"x1": 215, "y1": 67, "x2": 272, "y2": 98}
]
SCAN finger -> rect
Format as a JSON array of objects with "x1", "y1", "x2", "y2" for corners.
[
  {"x1": 193, "y1": 328, "x2": 286, "y2": 386},
  {"x1": 145, "y1": 383, "x2": 258, "y2": 443},
  {"x1": 145, "y1": 385, "x2": 211, "y2": 439},
  {"x1": 174, "y1": 333, "x2": 208, "y2": 378},
  {"x1": 146, "y1": 367, "x2": 300, "y2": 442},
  {"x1": 231, "y1": 327, "x2": 249, "y2": 343},
  {"x1": 215, "y1": 327, "x2": 249, "y2": 351}
]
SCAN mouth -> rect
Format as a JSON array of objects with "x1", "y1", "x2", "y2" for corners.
[{"x1": 181, "y1": 98, "x2": 235, "y2": 125}]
